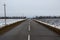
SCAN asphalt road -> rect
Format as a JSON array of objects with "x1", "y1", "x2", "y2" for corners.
[
  {"x1": 0, "y1": 19, "x2": 60, "y2": 40},
  {"x1": 30, "y1": 20, "x2": 60, "y2": 40}
]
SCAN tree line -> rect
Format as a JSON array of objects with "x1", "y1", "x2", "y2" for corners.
[
  {"x1": 0, "y1": 16, "x2": 26, "y2": 19},
  {"x1": 33, "y1": 16, "x2": 60, "y2": 19}
]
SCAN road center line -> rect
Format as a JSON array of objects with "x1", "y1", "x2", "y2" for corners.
[
  {"x1": 28, "y1": 34, "x2": 30, "y2": 40},
  {"x1": 28, "y1": 21, "x2": 30, "y2": 40},
  {"x1": 29, "y1": 22, "x2": 30, "y2": 31}
]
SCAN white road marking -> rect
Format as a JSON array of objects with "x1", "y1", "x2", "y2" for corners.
[
  {"x1": 28, "y1": 34, "x2": 30, "y2": 40},
  {"x1": 29, "y1": 22, "x2": 30, "y2": 31},
  {"x1": 28, "y1": 21, "x2": 31, "y2": 40}
]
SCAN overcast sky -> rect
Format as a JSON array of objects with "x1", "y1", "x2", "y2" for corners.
[{"x1": 0, "y1": 0, "x2": 60, "y2": 17}]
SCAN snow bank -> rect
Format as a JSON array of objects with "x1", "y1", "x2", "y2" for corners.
[
  {"x1": 0, "y1": 19, "x2": 25, "y2": 28},
  {"x1": 35, "y1": 19, "x2": 60, "y2": 29}
]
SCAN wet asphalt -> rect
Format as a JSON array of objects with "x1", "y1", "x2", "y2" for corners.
[{"x1": 0, "y1": 19, "x2": 60, "y2": 40}]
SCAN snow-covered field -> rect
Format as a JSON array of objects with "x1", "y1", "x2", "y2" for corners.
[
  {"x1": 39, "y1": 19, "x2": 60, "y2": 29},
  {"x1": 0, "y1": 19, "x2": 25, "y2": 28}
]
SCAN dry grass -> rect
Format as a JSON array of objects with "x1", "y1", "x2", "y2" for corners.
[
  {"x1": 34, "y1": 20, "x2": 60, "y2": 35},
  {"x1": 0, "y1": 20, "x2": 25, "y2": 35}
]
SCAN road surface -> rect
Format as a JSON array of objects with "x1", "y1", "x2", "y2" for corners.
[{"x1": 0, "y1": 19, "x2": 60, "y2": 40}]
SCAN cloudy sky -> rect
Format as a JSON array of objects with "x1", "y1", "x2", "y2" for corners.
[{"x1": 0, "y1": 0, "x2": 60, "y2": 17}]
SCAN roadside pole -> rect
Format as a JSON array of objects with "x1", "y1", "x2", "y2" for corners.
[{"x1": 4, "y1": 3, "x2": 6, "y2": 26}]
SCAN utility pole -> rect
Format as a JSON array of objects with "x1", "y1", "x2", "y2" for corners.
[{"x1": 4, "y1": 3, "x2": 6, "y2": 26}]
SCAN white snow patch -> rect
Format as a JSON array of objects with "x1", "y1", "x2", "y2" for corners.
[
  {"x1": 35, "y1": 19, "x2": 60, "y2": 29},
  {"x1": 0, "y1": 19, "x2": 25, "y2": 28}
]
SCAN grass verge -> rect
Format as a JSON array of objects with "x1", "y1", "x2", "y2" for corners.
[
  {"x1": 34, "y1": 20, "x2": 60, "y2": 35},
  {"x1": 0, "y1": 20, "x2": 26, "y2": 35}
]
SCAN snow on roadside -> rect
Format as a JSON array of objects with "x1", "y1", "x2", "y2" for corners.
[
  {"x1": 35, "y1": 19, "x2": 60, "y2": 29},
  {"x1": 0, "y1": 19, "x2": 25, "y2": 28}
]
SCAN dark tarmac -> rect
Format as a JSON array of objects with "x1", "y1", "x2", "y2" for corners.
[{"x1": 0, "y1": 19, "x2": 60, "y2": 40}]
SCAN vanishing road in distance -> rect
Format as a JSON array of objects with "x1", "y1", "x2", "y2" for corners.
[{"x1": 0, "y1": 19, "x2": 60, "y2": 40}]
